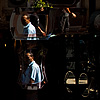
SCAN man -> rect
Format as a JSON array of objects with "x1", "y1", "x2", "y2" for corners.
[
  {"x1": 30, "y1": 9, "x2": 46, "y2": 37},
  {"x1": 21, "y1": 52, "x2": 42, "y2": 89},
  {"x1": 59, "y1": 8, "x2": 70, "y2": 33},
  {"x1": 21, "y1": 14, "x2": 37, "y2": 40}
]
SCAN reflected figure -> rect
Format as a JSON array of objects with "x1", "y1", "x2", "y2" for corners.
[
  {"x1": 59, "y1": 8, "x2": 70, "y2": 33},
  {"x1": 21, "y1": 14, "x2": 36, "y2": 40},
  {"x1": 30, "y1": 9, "x2": 46, "y2": 37},
  {"x1": 21, "y1": 52, "x2": 42, "y2": 89}
]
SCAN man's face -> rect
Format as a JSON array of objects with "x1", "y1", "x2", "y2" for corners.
[
  {"x1": 21, "y1": 15, "x2": 30, "y2": 26},
  {"x1": 26, "y1": 53, "x2": 33, "y2": 62}
]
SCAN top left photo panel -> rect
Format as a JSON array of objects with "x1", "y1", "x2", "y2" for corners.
[{"x1": 9, "y1": 0, "x2": 54, "y2": 40}]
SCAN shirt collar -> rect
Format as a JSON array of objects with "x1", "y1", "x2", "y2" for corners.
[
  {"x1": 23, "y1": 22, "x2": 31, "y2": 28},
  {"x1": 29, "y1": 60, "x2": 35, "y2": 66}
]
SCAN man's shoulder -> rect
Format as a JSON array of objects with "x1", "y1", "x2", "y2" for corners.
[
  {"x1": 29, "y1": 23, "x2": 36, "y2": 31},
  {"x1": 29, "y1": 23, "x2": 35, "y2": 28},
  {"x1": 28, "y1": 23, "x2": 36, "y2": 34},
  {"x1": 32, "y1": 61, "x2": 39, "y2": 68}
]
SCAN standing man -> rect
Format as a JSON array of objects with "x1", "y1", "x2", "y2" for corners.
[
  {"x1": 21, "y1": 52, "x2": 42, "y2": 89},
  {"x1": 59, "y1": 8, "x2": 70, "y2": 33},
  {"x1": 21, "y1": 14, "x2": 37, "y2": 40}
]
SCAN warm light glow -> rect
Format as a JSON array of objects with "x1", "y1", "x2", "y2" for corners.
[
  {"x1": 66, "y1": 8, "x2": 76, "y2": 18},
  {"x1": 20, "y1": 40, "x2": 22, "y2": 46},
  {"x1": 40, "y1": 7, "x2": 44, "y2": 11},
  {"x1": 14, "y1": 40, "x2": 16, "y2": 49},
  {"x1": 43, "y1": 81, "x2": 46, "y2": 84},
  {"x1": 87, "y1": 60, "x2": 90, "y2": 63},
  {"x1": 72, "y1": 12, "x2": 77, "y2": 18},
  {"x1": 66, "y1": 8, "x2": 71, "y2": 13},
  {"x1": 5, "y1": 44, "x2": 6, "y2": 47}
]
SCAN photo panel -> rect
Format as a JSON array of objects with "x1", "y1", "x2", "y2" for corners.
[
  {"x1": 10, "y1": 7, "x2": 55, "y2": 40},
  {"x1": 10, "y1": 6, "x2": 87, "y2": 40},
  {"x1": 13, "y1": 37, "x2": 66, "y2": 100},
  {"x1": 15, "y1": 40, "x2": 48, "y2": 90}
]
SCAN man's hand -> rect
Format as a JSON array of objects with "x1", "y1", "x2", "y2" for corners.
[
  {"x1": 31, "y1": 79, "x2": 35, "y2": 84},
  {"x1": 38, "y1": 26, "x2": 46, "y2": 37},
  {"x1": 30, "y1": 79, "x2": 35, "y2": 88},
  {"x1": 42, "y1": 32, "x2": 46, "y2": 37}
]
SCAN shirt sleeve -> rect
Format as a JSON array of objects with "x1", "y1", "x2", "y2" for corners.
[{"x1": 31, "y1": 66, "x2": 37, "y2": 81}]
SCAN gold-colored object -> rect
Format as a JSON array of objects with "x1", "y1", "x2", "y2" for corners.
[
  {"x1": 64, "y1": 71, "x2": 76, "y2": 84},
  {"x1": 78, "y1": 73, "x2": 88, "y2": 84}
]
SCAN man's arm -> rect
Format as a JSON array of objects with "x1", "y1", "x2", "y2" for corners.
[
  {"x1": 30, "y1": 78, "x2": 35, "y2": 88},
  {"x1": 38, "y1": 26, "x2": 46, "y2": 36},
  {"x1": 30, "y1": 78, "x2": 35, "y2": 84}
]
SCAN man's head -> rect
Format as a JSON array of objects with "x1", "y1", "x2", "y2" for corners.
[
  {"x1": 26, "y1": 52, "x2": 34, "y2": 62},
  {"x1": 21, "y1": 14, "x2": 30, "y2": 26}
]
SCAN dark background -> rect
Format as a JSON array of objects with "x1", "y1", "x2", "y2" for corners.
[{"x1": 0, "y1": 0, "x2": 100, "y2": 100}]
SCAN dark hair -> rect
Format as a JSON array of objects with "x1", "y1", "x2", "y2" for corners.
[
  {"x1": 26, "y1": 52, "x2": 34, "y2": 58},
  {"x1": 29, "y1": 52, "x2": 34, "y2": 57},
  {"x1": 22, "y1": 14, "x2": 30, "y2": 20}
]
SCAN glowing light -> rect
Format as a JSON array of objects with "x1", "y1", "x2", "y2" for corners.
[
  {"x1": 72, "y1": 12, "x2": 77, "y2": 18},
  {"x1": 87, "y1": 60, "x2": 90, "y2": 63},
  {"x1": 43, "y1": 81, "x2": 46, "y2": 84},
  {"x1": 5, "y1": 44, "x2": 6, "y2": 47},
  {"x1": 94, "y1": 35, "x2": 97, "y2": 37},
  {"x1": 66, "y1": 8, "x2": 76, "y2": 18},
  {"x1": 40, "y1": 7, "x2": 44, "y2": 11},
  {"x1": 66, "y1": 8, "x2": 71, "y2": 13}
]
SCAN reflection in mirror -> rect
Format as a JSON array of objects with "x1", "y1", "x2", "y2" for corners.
[
  {"x1": 10, "y1": 7, "x2": 52, "y2": 40},
  {"x1": 10, "y1": 7, "x2": 86, "y2": 40},
  {"x1": 48, "y1": 7, "x2": 87, "y2": 35}
]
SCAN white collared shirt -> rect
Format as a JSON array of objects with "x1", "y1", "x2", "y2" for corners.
[{"x1": 30, "y1": 61, "x2": 41, "y2": 84}]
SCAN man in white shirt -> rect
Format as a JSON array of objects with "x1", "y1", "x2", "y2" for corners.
[
  {"x1": 21, "y1": 14, "x2": 37, "y2": 40},
  {"x1": 21, "y1": 52, "x2": 42, "y2": 89}
]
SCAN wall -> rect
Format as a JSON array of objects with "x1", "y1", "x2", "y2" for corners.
[
  {"x1": 81, "y1": 0, "x2": 89, "y2": 24},
  {"x1": 96, "y1": 0, "x2": 100, "y2": 10},
  {"x1": 0, "y1": 0, "x2": 100, "y2": 29}
]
